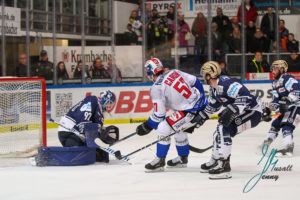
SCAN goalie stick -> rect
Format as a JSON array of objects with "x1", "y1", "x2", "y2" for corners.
[{"x1": 49, "y1": 118, "x2": 131, "y2": 164}]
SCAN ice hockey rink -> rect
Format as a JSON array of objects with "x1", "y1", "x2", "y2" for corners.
[{"x1": 0, "y1": 120, "x2": 299, "y2": 200}]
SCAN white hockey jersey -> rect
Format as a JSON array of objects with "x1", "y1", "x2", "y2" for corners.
[{"x1": 146, "y1": 69, "x2": 207, "y2": 129}]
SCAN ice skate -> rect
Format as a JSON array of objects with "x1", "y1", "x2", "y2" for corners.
[
  {"x1": 167, "y1": 156, "x2": 188, "y2": 168},
  {"x1": 200, "y1": 157, "x2": 217, "y2": 173},
  {"x1": 209, "y1": 157, "x2": 232, "y2": 179},
  {"x1": 258, "y1": 138, "x2": 273, "y2": 151},
  {"x1": 275, "y1": 144, "x2": 294, "y2": 157},
  {"x1": 145, "y1": 157, "x2": 165, "y2": 172}
]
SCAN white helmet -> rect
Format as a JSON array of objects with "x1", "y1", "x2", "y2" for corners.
[
  {"x1": 271, "y1": 60, "x2": 288, "y2": 72},
  {"x1": 144, "y1": 58, "x2": 164, "y2": 81}
]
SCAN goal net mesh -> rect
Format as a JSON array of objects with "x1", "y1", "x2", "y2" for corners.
[{"x1": 0, "y1": 79, "x2": 45, "y2": 157}]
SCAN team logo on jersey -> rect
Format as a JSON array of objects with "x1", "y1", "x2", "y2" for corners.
[
  {"x1": 80, "y1": 102, "x2": 92, "y2": 112},
  {"x1": 235, "y1": 117, "x2": 242, "y2": 125}
]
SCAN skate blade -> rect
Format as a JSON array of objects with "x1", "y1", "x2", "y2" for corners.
[
  {"x1": 209, "y1": 172, "x2": 232, "y2": 180},
  {"x1": 275, "y1": 152, "x2": 293, "y2": 158},
  {"x1": 145, "y1": 167, "x2": 165, "y2": 173},
  {"x1": 167, "y1": 164, "x2": 187, "y2": 168},
  {"x1": 200, "y1": 169, "x2": 209, "y2": 173}
]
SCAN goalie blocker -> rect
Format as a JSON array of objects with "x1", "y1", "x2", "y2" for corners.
[{"x1": 33, "y1": 123, "x2": 119, "y2": 166}]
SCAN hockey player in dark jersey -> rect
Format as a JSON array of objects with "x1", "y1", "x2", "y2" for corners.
[
  {"x1": 192, "y1": 61, "x2": 263, "y2": 179},
  {"x1": 260, "y1": 60, "x2": 300, "y2": 157},
  {"x1": 58, "y1": 90, "x2": 119, "y2": 163}
]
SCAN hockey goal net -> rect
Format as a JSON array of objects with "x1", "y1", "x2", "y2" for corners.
[{"x1": 0, "y1": 77, "x2": 46, "y2": 157}]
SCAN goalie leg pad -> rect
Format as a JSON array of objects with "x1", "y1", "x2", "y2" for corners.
[
  {"x1": 84, "y1": 123, "x2": 99, "y2": 148},
  {"x1": 58, "y1": 131, "x2": 85, "y2": 147},
  {"x1": 34, "y1": 146, "x2": 96, "y2": 166}
]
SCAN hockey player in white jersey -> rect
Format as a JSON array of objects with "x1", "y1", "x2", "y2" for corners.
[
  {"x1": 260, "y1": 60, "x2": 300, "y2": 157},
  {"x1": 193, "y1": 61, "x2": 263, "y2": 179},
  {"x1": 136, "y1": 58, "x2": 207, "y2": 172}
]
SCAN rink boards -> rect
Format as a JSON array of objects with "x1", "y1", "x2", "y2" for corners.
[{"x1": 46, "y1": 80, "x2": 277, "y2": 126}]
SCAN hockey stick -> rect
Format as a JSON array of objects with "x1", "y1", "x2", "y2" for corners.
[
  {"x1": 110, "y1": 132, "x2": 137, "y2": 147},
  {"x1": 49, "y1": 118, "x2": 131, "y2": 163},
  {"x1": 189, "y1": 144, "x2": 213, "y2": 153},
  {"x1": 115, "y1": 131, "x2": 212, "y2": 160}
]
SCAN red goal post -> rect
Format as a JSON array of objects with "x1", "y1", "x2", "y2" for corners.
[{"x1": 0, "y1": 77, "x2": 47, "y2": 157}]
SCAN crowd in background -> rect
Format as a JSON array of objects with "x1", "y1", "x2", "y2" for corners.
[{"x1": 3, "y1": 0, "x2": 300, "y2": 81}]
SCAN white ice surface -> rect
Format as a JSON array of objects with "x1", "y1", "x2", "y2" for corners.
[{"x1": 0, "y1": 120, "x2": 300, "y2": 200}]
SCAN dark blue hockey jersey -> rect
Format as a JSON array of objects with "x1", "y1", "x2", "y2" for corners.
[
  {"x1": 64, "y1": 95, "x2": 104, "y2": 133},
  {"x1": 204, "y1": 76, "x2": 261, "y2": 116},
  {"x1": 270, "y1": 73, "x2": 300, "y2": 109}
]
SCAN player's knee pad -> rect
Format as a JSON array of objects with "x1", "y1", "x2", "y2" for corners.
[
  {"x1": 174, "y1": 132, "x2": 189, "y2": 146},
  {"x1": 166, "y1": 111, "x2": 195, "y2": 132},
  {"x1": 157, "y1": 120, "x2": 173, "y2": 137},
  {"x1": 267, "y1": 126, "x2": 279, "y2": 140}
]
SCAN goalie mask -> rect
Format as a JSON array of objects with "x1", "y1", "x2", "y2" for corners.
[
  {"x1": 99, "y1": 90, "x2": 116, "y2": 112},
  {"x1": 144, "y1": 58, "x2": 164, "y2": 81},
  {"x1": 201, "y1": 61, "x2": 221, "y2": 84}
]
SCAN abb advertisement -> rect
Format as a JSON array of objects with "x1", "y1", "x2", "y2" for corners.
[{"x1": 49, "y1": 82, "x2": 276, "y2": 124}]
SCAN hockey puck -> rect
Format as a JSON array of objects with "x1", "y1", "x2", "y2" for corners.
[{"x1": 114, "y1": 151, "x2": 122, "y2": 160}]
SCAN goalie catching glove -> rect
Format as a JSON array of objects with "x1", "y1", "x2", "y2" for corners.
[
  {"x1": 191, "y1": 110, "x2": 209, "y2": 127},
  {"x1": 218, "y1": 104, "x2": 239, "y2": 127},
  {"x1": 136, "y1": 122, "x2": 153, "y2": 136},
  {"x1": 98, "y1": 125, "x2": 119, "y2": 145},
  {"x1": 262, "y1": 107, "x2": 272, "y2": 122}
]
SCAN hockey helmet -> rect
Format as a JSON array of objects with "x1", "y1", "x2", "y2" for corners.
[
  {"x1": 144, "y1": 58, "x2": 164, "y2": 81},
  {"x1": 271, "y1": 60, "x2": 288, "y2": 72},
  {"x1": 99, "y1": 90, "x2": 116, "y2": 112},
  {"x1": 200, "y1": 61, "x2": 221, "y2": 79}
]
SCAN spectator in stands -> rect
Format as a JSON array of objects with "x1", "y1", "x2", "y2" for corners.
[
  {"x1": 212, "y1": 7, "x2": 232, "y2": 53},
  {"x1": 237, "y1": 0, "x2": 258, "y2": 25},
  {"x1": 228, "y1": 26, "x2": 241, "y2": 53},
  {"x1": 246, "y1": 20, "x2": 256, "y2": 53},
  {"x1": 147, "y1": 8, "x2": 168, "y2": 48},
  {"x1": 192, "y1": 12, "x2": 207, "y2": 59},
  {"x1": 56, "y1": 61, "x2": 69, "y2": 80},
  {"x1": 92, "y1": 58, "x2": 111, "y2": 79},
  {"x1": 15, "y1": 53, "x2": 28, "y2": 77},
  {"x1": 219, "y1": 60, "x2": 230, "y2": 76},
  {"x1": 286, "y1": 51, "x2": 300, "y2": 72},
  {"x1": 33, "y1": 50, "x2": 53, "y2": 80},
  {"x1": 105, "y1": 56, "x2": 122, "y2": 83},
  {"x1": 73, "y1": 60, "x2": 91, "y2": 79},
  {"x1": 247, "y1": 51, "x2": 270, "y2": 73},
  {"x1": 124, "y1": 23, "x2": 138, "y2": 45},
  {"x1": 166, "y1": 6, "x2": 175, "y2": 42},
  {"x1": 230, "y1": 16, "x2": 241, "y2": 30},
  {"x1": 286, "y1": 33, "x2": 299, "y2": 53},
  {"x1": 280, "y1": 19, "x2": 289, "y2": 52},
  {"x1": 248, "y1": 28, "x2": 270, "y2": 53},
  {"x1": 211, "y1": 22, "x2": 222, "y2": 61},
  {"x1": 171, "y1": 14, "x2": 191, "y2": 47},
  {"x1": 129, "y1": 10, "x2": 142, "y2": 45},
  {"x1": 260, "y1": 7, "x2": 277, "y2": 42}
]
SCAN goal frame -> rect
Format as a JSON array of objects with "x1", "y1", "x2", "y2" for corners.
[{"x1": 0, "y1": 77, "x2": 47, "y2": 147}]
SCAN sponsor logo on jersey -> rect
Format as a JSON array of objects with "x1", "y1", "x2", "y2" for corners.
[
  {"x1": 285, "y1": 78, "x2": 297, "y2": 91},
  {"x1": 80, "y1": 102, "x2": 92, "y2": 112},
  {"x1": 278, "y1": 87, "x2": 286, "y2": 93},
  {"x1": 235, "y1": 117, "x2": 242, "y2": 125},
  {"x1": 227, "y1": 82, "x2": 242, "y2": 98}
]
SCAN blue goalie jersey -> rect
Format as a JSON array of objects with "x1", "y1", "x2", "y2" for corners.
[
  {"x1": 59, "y1": 95, "x2": 104, "y2": 134},
  {"x1": 204, "y1": 76, "x2": 262, "y2": 116}
]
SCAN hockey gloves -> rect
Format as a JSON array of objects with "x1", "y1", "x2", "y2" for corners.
[
  {"x1": 218, "y1": 104, "x2": 239, "y2": 127},
  {"x1": 99, "y1": 125, "x2": 119, "y2": 145},
  {"x1": 191, "y1": 110, "x2": 209, "y2": 128},
  {"x1": 279, "y1": 96, "x2": 292, "y2": 114},
  {"x1": 136, "y1": 122, "x2": 153, "y2": 136},
  {"x1": 262, "y1": 107, "x2": 272, "y2": 122}
]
